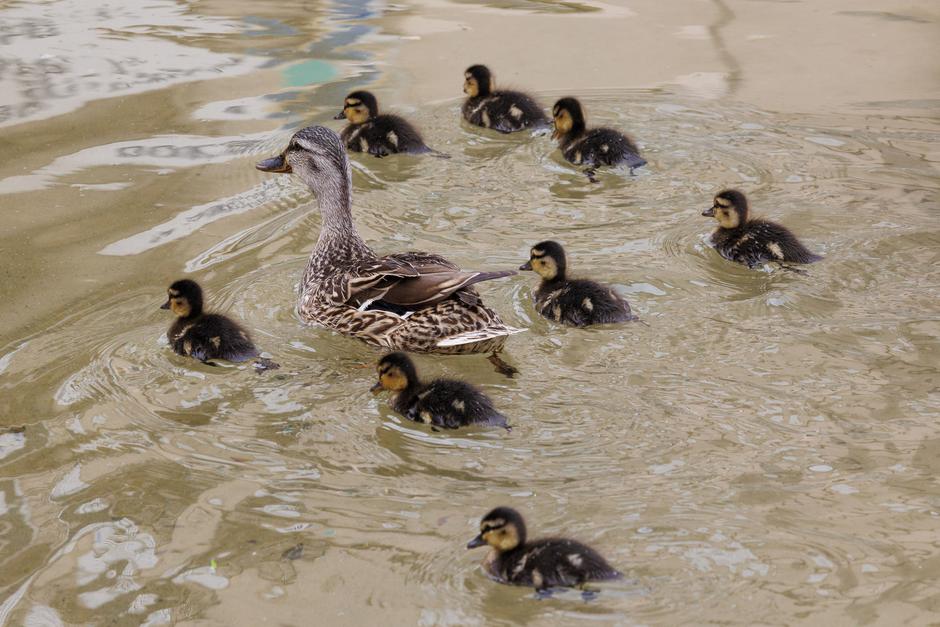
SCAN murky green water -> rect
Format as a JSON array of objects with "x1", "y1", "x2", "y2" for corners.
[{"x1": 1, "y1": 0, "x2": 939, "y2": 625}]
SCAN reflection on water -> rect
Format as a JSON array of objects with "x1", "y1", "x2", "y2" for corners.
[{"x1": 1, "y1": 0, "x2": 939, "y2": 624}]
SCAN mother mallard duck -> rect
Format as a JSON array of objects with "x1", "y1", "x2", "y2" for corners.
[{"x1": 256, "y1": 126, "x2": 522, "y2": 374}]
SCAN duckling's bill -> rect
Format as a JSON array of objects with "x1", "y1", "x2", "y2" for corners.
[
  {"x1": 519, "y1": 261, "x2": 532, "y2": 271},
  {"x1": 467, "y1": 533, "x2": 486, "y2": 549}
]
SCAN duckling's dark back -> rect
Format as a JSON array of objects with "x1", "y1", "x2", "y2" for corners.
[
  {"x1": 169, "y1": 313, "x2": 258, "y2": 363},
  {"x1": 713, "y1": 218, "x2": 822, "y2": 267},
  {"x1": 536, "y1": 278, "x2": 635, "y2": 327},
  {"x1": 564, "y1": 128, "x2": 645, "y2": 169},
  {"x1": 493, "y1": 537, "x2": 621, "y2": 588},
  {"x1": 396, "y1": 379, "x2": 508, "y2": 429},
  {"x1": 343, "y1": 114, "x2": 430, "y2": 155},
  {"x1": 463, "y1": 89, "x2": 547, "y2": 133}
]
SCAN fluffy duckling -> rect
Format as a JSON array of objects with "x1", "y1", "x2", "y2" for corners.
[
  {"x1": 551, "y1": 97, "x2": 646, "y2": 182},
  {"x1": 161, "y1": 279, "x2": 278, "y2": 369},
  {"x1": 467, "y1": 506, "x2": 622, "y2": 593},
  {"x1": 333, "y1": 90, "x2": 440, "y2": 157},
  {"x1": 703, "y1": 189, "x2": 823, "y2": 268},
  {"x1": 371, "y1": 352, "x2": 508, "y2": 429},
  {"x1": 520, "y1": 241, "x2": 636, "y2": 326},
  {"x1": 462, "y1": 65, "x2": 547, "y2": 133}
]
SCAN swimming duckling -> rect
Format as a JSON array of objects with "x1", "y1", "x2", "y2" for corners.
[
  {"x1": 333, "y1": 90, "x2": 440, "y2": 157},
  {"x1": 370, "y1": 352, "x2": 508, "y2": 429},
  {"x1": 551, "y1": 97, "x2": 646, "y2": 182},
  {"x1": 467, "y1": 506, "x2": 622, "y2": 593},
  {"x1": 462, "y1": 65, "x2": 547, "y2": 133},
  {"x1": 161, "y1": 279, "x2": 278, "y2": 370},
  {"x1": 703, "y1": 189, "x2": 823, "y2": 268},
  {"x1": 520, "y1": 241, "x2": 636, "y2": 327}
]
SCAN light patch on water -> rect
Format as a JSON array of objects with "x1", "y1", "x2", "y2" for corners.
[
  {"x1": 172, "y1": 566, "x2": 229, "y2": 590},
  {"x1": 0, "y1": 132, "x2": 270, "y2": 195},
  {"x1": 74, "y1": 519, "x2": 158, "y2": 608},
  {"x1": 255, "y1": 503, "x2": 302, "y2": 518},
  {"x1": 0, "y1": 341, "x2": 29, "y2": 375},
  {"x1": 142, "y1": 608, "x2": 173, "y2": 626},
  {"x1": 193, "y1": 96, "x2": 273, "y2": 121},
  {"x1": 0, "y1": 490, "x2": 7, "y2": 516},
  {"x1": 51, "y1": 465, "x2": 88, "y2": 498},
  {"x1": 649, "y1": 459, "x2": 685, "y2": 475},
  {"x1": 99, "y1": 175, "x2": 291, "y2": 256},
  {"x1": 621, "y1": 282, "x2": 667, "y2": 296},
  {"x1": 0, "y1": 0, "x2": 265, "y2": 130},
  {"x1": 0, "y1": 432, "x2": 26, "y2": 460},
  {"x1": 128, "y1": 593, "x2": 160, "y2": 614},
  {"x1": 75, "y1": 497, "x2": 109, "y2": 514},
  {"x1": 830, "y1": 484, "x2": 858, "y2": 495},
  {"x1": 675, "y1": 25, "x2": 708, "y2": 39},
  {"x1": 255, "y1": 388, "x2": 305, "y2": 414},
  {"x1": 684, "y1": 540, "x2": 769, "y2": 576},
  {"x1": 70, "y1": 182, "x2": 133, "y2": 192},
  {"x1": 24, "y1": 605, "x2": 63, "y2": 627},
  {"x1": 265, "y1": 522, "x2": 312, "y2": 534},
  {"x1": 807, "y1": 136, "x2": 846, "y2": 147},
  {"x1": 809, "y1": 464, "x2": 833, "y2": 473}
]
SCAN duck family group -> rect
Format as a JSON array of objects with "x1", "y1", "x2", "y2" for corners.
[{"x1": 160, "y1": 64, "x2": 823, "y2": 593}]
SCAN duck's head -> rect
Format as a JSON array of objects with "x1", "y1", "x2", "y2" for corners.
[
  {"x1": 463, "y1": 64, "x2": 494, "y2": 98},
  {"x1": 467, "y1": 506, "x2": 527, "y2": 552},
  {"x1": 520, "y1": 240, "x2": 567, "y2": 282},
  {"x1": 370, "y1": 352, "x2": 418, "y2": 395},
  {"x1": 703, "y1": 189, "x2": 748, "y2": 229},
  {"x1": 256, "y1": 126, "x2": 351, "y2": 202},
  {"x1": 161, "y1": 279, "x2": 203, "y2": 319},
  {"x1": 334, "y1": 91, "x2": 378, "y2": 124},
  {"x1": 551, "y1": 97, "x2": 586, "y2": 141}
]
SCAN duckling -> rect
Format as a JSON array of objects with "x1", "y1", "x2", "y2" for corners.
[
  {"x1": 467, "y1": 506, "x2": 622, "y2": 593},
  {"x1": 703, "y1": 189, "x2": 823, "y2": 268},
  {"x1": 520, "y1": 241, "x2": 636, "y2": 327},
  {"x1": 370, "y1": 352, "x2": 508, "y2": 429},
  {"x1": 462, "y1": 65, "x2": 547, "y2": 133},
  {"x1": 551, "y1": 97, "x2": 646, "y2": 182},
  {"x1": 333, "y1": 91, "x2": 442, "y2": 157},
  {"x1": 161, "y1": 279, "x2": 278, "y2": 370}
]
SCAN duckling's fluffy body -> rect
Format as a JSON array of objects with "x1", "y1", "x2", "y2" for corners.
[
  {"x1": 705, "y1": 189, "x2": 822, "y2": 267},
  {"x1": 552, "y1": 97, "x2": 646, "y2": 170},
  {"x1": 468, "y1": 507, "x2": 621, "y2": 590},
  {"x1": 162, "y1": 279, "x2": 258, "y2": 363},
  {"x1": 373, "y1": 353, "x2": 508, "y2": 429},
  {"x1": 336, "y1": 91, "x2": 431, "y2": 157},
  {"x1": 521, "y1": 241, "x2": 636, "y2": 327},
  {"x1": 462, "y1": 65, "x2": 547, "y2": 133}
]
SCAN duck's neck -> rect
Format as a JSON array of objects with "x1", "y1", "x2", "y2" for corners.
[{"x1": 310, "y1": 172, "x2": 373, "y2": 263}]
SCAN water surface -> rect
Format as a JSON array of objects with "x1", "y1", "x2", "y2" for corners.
[{"x1": 1, "y1": 0, "x2": 939, "y2": 625}]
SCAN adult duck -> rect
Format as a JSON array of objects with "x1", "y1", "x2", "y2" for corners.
[{"x1": 256, "y1": 126, "x2": 522, "y2": 374}]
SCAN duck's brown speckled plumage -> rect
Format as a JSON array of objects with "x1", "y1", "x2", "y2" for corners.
[{"x1": 257, "y1": 126, "x2": 521, "y2": 354}]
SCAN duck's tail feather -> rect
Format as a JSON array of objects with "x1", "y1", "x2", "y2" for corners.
[{"x1": 436, "y1": 325, "x2": 524, "y2": 347}]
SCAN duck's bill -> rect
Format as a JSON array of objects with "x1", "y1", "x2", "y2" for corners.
[
  {"x1": 255, "y1": 154, "x2": 291, "y2": 173},
  {"x1": 369, "y1": 382, "x2": 383, "y2": 395},
  {"x1": 160, "y1": 300, "x2": 170, "y2": 310},
  {"x1": 333, "y1": 111, "x2": 346, "y2": 120},
  {"x1": 519, "y1": 261, "x2": 532, "y2": 271},
  {"x1": 702, "y1": 207, "x2": 715, "y2": 217},
  {"x1": 466, "y1": 534, "x2": 486, "y2": 549}
]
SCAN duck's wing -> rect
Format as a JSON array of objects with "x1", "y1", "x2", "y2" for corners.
[{"x1": 348, "y1": 252, "x2": 515, "y2": 310}]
